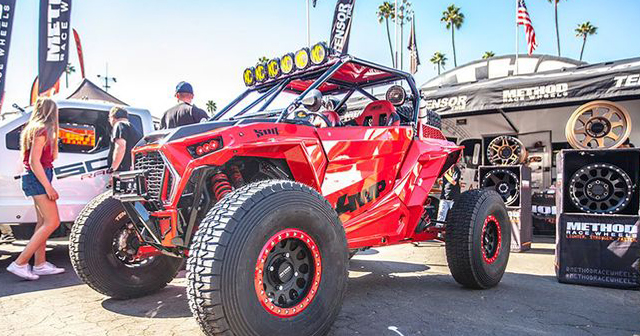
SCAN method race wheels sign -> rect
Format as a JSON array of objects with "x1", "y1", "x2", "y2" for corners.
[{"x1": 556, "y1": 213, "x2": 639, "y2": 289}]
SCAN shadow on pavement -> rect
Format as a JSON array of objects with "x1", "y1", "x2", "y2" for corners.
[
  {"x1": 527, "y1": 247, "x2": 556, "y2": 255},
  {"x1": 0, "y1": 244, "x2": 82, "y2": 298},
  {"x1": 101, "y1": 284, "x2": 192, "y2": 318}
]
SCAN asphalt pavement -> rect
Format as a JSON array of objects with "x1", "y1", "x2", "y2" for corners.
[{"x1": 1, "y1": 237, "x2": 639, "y2": 336}]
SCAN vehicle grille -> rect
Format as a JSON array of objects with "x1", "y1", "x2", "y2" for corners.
[{"x1": 134, "y1": 151, "x2": 166, "y2": 201}]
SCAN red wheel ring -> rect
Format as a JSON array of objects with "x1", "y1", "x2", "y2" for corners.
[
  {"x1": 254, "y1": 228, "x2": 322, "y2": 317},
  {"x1": 481, "y1": 215, "x2": 502, "y2": 264}
]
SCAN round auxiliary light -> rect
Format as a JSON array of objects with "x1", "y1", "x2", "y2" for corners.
[
  {"x1": 243, "y1": 67, "x2": 255, "y2": 87},
  {"x1": 294, "y1": 48, "x2": 310, "y2": 70},
  {"x1": 267, "y1": 58, "x2": 281, "y2": 79},
  {"x1": 255, "y1": 63, "x2": 268, "y2": 83},
  {"x1": 281, "y1": 53, "x2": 295, "y2": 75},
  {"x1": 310, "y1": 42, "x2": 329, "y2": 65}
]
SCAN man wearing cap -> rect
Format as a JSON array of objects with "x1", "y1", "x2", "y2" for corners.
[{"x1": 160, "y1": 81, "x2": 209, "y2": 129}]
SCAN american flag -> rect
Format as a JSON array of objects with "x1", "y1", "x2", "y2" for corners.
[{"x1": 517, "y1": 0, "x2": 538, "y2": 55}]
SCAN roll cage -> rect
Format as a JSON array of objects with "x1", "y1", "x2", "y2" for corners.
[{"x1": 211, "y1": 55, "x2": 422, "y2": 126}]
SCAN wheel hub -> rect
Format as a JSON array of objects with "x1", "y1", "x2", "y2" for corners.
[
  {"x1": 497, "y1": 183, "x2": 510, "y2": 194},
  {"x1": 255, "y1": 228, "x2": 322, "y2": 318},
  {"x1": 113, "y1": 223, "x2": 141, "y2": 264},
  {"x1": 586, "y1": 117, "x2": 611, "y2": 138},
  {"x1": 498, "y1": 147, "x2": 513, "y2": 159}
]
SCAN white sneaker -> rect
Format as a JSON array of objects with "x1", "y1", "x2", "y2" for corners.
[
  {"x1": 32, "y1": 262, "x2": 65, "y2": 275},
  {"x1": 6, "y1": 262, "x2": 39, "y2": 280}
]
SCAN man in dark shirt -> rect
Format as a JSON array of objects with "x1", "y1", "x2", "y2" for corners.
[
  {"x1": 437, "y1": 164, "x2": 461, "y2": 223},
  {"x1": 108, "y1": 106, "x2": 143, "y2": 172},
  {"x1": 160, "y1": 81, "x2": 209, "y2": 129}
]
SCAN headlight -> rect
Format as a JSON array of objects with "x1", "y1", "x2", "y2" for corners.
[
  {"x1": 281, "y1": 53, "x2": 295, "y2": 74},
  {"x1": 243, "y1": 67, "x2": 255, "y2": 87},
  {"x1": 188, "y1": 137, "x2": 223, "y2": 158},
  {"x1": 294, "y1": 48, "x2": 310, "y2": 70},
  {"x1": 310, "y1": 42, "x2": 328, "y2": 65},
  {"x1": 267, "y1": 58, "x2": 281, "y2": 79},
  {"x1": 255, "y1": 63, "x2": 268, "y2": 83}
]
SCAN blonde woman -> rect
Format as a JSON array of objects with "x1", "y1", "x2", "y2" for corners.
[{"x1": 6, "y1": 98, "x2": 65, "y2": 280}]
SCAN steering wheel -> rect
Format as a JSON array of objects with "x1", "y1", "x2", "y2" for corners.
[{"x1": 285, "y1": 110, "x2": 334, "y2": 128}]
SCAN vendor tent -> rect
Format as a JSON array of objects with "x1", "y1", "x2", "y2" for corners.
[
  {"x1": 67, "y1": 79, "x2": 128, "y2": 106},
  {"x1": 421, "y1": 56, "x2": 640, "y2": 117}
]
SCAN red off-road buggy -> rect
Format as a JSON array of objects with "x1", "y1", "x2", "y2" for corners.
[{"x1": 70, "y1": 45, "x2": 510, "y2": 336}]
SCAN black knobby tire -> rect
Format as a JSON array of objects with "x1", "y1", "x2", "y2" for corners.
[
  {"x1": 445, "y1": 189, "x2": 511, "y2": 289},
  {"x1": 187, "y1": 180, "x2": 348, "y2": 336},
  {"x1": 69, "y1": 191, "x2": 183, "y2": 299}
]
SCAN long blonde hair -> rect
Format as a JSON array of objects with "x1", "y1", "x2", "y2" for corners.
[{"x1": 20, "y1": 98, "x2": 59, "y2": 160}]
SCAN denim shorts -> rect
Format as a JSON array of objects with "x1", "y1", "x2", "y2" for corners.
[{"x1": 22, "y1": 168, "x2": 54, "y2": 197}]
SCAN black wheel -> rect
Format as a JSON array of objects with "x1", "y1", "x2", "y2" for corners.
[
  {"x1": 445, "y1": 189, "x2": 511, "y2": 289},
  {"x1": 187, "y1": 180, "x2": 348, "y2": 336},
  {"x1": 569, "y1": 163, "x2": 633, "y2": 214},
  {"x1": 481, "y1": 169, "x2": 520, "y2": 206},
  {"x1": 69, "y1": 191, "x2": 183, "y2": 299}
]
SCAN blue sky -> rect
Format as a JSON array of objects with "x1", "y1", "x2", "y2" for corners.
[{"x1": 4, "y1": 0, "x2": 639, "y2": 117}]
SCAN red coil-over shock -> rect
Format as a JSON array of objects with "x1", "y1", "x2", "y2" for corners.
[
  {"x1": 229, "y1": 165, "x2": 245, "y2": 187},
  {"x1": 211, "y1": 172, "x2": 233, "y2": 201}
]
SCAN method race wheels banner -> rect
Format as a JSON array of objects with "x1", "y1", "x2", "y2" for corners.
[
  {"x1": 38, "y1": 0, "x2": 72, "y2": 94},
  {"x1": 329, "y1": 0, "x2": 355, "y2": 55},
  {"x1": 556, "y1": 213, "x2": 639, "y2": 289},
  {"x1": 0, "y1": 0, "x2": 16, "y2": 111}
]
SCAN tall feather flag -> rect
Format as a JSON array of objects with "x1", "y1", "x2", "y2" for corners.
[
  {"x1": 38, "y1": 0, "x2": 72, "y2": 94},
  {"x1": 407, "y1": 14, "x2": 420, "y2": 74},
  {"x1": 0, "y1": 0, "x2": 17, "y2": 113},
  {"x1": 72, "y1": 29, "x2": 86, "y2": 78}
]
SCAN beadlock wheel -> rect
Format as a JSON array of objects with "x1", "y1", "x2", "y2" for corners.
[
  {"x1": 487, "y1": 135, "x2": 526, "y2": 166},
  {"x1": 481, "y1": 215, "x2": 502, "y2": 264},
  {"x1": 254, "y1": 228, "x2": 322, "y2": 318},
  {"x1": 565, "y1": 100, "x2": 632, "y2": 149},
  {"x1": 569, "y1": 163, "x2": 633, "y2": 214},
  {"x1": 481, "y1": 169, "x2": 520, "y2": 206}
]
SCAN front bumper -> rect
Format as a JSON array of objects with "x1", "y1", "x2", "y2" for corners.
[{"x1": 112, "y1": 169, "x2": 148, "y2": 202}]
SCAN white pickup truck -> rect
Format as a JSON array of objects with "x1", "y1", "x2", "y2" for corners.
[{"x1": 0, "y1": 99, "x2": 155, "y2": 237}]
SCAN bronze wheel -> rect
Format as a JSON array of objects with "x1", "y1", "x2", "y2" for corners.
[
  {"x1": 565, "y1": 100, "x2": 632, "y2": 149},
  {"x1": 487, "y1": 136, "x2": 526, "y2": 166}
]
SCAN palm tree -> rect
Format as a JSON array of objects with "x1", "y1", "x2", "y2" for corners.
[
  {"x1": 206, "y1": 100, "x2": 217, "y2": 114},
  {"x1": 376, "y1": 2, "x2": 396, "y2": 68},
  {"x1": 575, "y1": 21, "x2": 597, "y2": 61},
  {"x1": 64, "y1": 63, "x2": 76, "y2": 88},
  {"x1": 430, "y1": 52, "x2": 447, "y2": 75},
  {"x1": 441, "y1": 4, "x2": 464, "y2": 67},
  {"x1": 482, "y1": 51, "x2": 495, "y2": 59},
  {"x1": 257, "y1": 57, "x2": 269, "y2": 65},
  {"x1": 547, "y1": 0, "x2": 566, "y2": 57}
]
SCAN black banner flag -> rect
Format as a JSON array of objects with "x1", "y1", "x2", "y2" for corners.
[
  {"x1": 38, "y1": 0, "x2": 72, "y2": 94},
  {"x1": 329, "y1": 0, "x2": 355, "y2": 55},
  {"x1": 0, "y1": 0, "x2": 16, "y2": 111}
]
